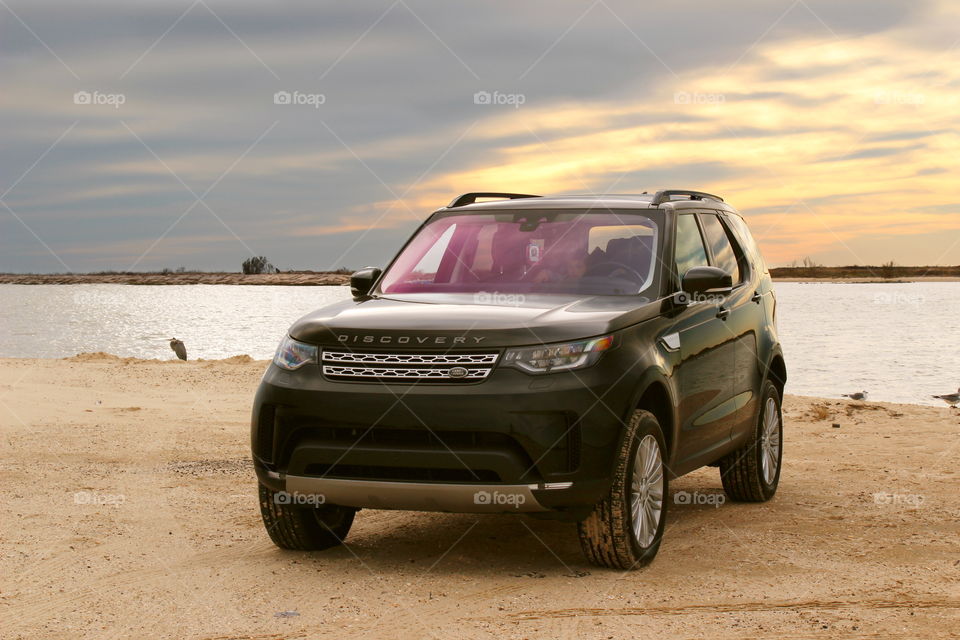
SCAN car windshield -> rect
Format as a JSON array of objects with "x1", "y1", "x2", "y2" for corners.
[{"x1": 379, "y1": 210, "x2": 659, "y2": 296}]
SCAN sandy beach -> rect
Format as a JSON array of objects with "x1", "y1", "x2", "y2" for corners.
[{"x1": 1, "y1": 355, "x2": 958, "y2": 639}]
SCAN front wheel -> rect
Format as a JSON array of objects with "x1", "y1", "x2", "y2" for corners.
[
  {"x1": 577, "y1": 410, "x2": 668, "y2": 569},
  {"x1": 720, "y1": 379, "x2": 783, "y2": 502},
  {"x1": 258, "y1": 485, "x2": 356, "y2": 550}
]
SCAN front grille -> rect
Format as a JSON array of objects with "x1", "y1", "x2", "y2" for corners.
[
  {"x1": 323, "y1": 365, "x2": 492, "y2": 380},
  {"x1": 297, "y1": 424, "x2": 518, "y2": 450},
  {"x1": 321, "y1": 350, "x2": 499, "y2": 382},
  {"x1": 279, "y1": 421, "x2": 542, "y2": 484},
  {"x1": 323, "y1": 352, "x2": 498, "y2": 365}
]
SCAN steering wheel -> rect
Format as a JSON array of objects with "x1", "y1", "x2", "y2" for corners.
[
  {"x1": 584, "y1": 261, "x2": 645, "y2": 284},
  {"x1": 518, "y1": 263, "x2": 550, "y2": 282}
]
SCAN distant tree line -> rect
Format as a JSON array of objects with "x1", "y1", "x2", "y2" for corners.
[{"x1": 242, "y1": 256, "x2": 278, "y2": 274}]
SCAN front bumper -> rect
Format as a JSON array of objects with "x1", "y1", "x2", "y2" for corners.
[
  {"x1": 259, "y1": 466, "x2": 577, "y2": 513},
  {"x1": 251, "y1": 353, "x2": 640, "y2": 513}
]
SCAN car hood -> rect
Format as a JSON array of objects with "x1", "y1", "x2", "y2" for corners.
[{"x1": 289, "y1": 292, "x2": 665, "y2": 348}]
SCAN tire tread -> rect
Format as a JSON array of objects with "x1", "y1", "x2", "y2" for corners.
[
  {"x1": 720, "y1": 380, "x2": 781, "y2": 502},
  {"x1": 577, "y1": 411, "x2": 666, "y2": 570},
  {"x1": 258, "y1": 485, "x2": 354, "y2": 550}
]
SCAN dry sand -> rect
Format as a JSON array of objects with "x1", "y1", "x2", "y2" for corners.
[{"x1": 1, "y1": 355, "x2": 958, "y2": 639}]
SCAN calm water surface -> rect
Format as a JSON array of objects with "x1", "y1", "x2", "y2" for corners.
[{"x1": 0, "y1": 282, "x2": 956, "y2": 406}]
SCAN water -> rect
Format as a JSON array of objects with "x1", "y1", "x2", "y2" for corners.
[
  {"x1": 0, "y1": 284, "x2": 351, "y2": 362},
  {"x1": 774, "y1": 282, "x2": 959, "y2": 406},
  {"x1": 0, "y1": 282, "x2": 956, "y2": 406}
]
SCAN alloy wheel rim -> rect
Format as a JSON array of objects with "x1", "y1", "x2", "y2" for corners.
[
  {"x1": 630, "y1": 434, "x2": 664, "y2": 548},
  {"x1": 760, "y1": 397, "x2": 781, "y2": 485}
]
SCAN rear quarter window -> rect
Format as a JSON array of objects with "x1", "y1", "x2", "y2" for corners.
[{"x1": 725, "y1": 214, "x2": 768, "y2": 274}]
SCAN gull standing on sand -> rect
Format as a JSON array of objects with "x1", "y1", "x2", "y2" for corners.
[
  {"x1": 169, "y1": 338, "x2": 187, "y2": 361},
  {"x1": 932, "y1": 388, "x2": 960, "y2": 408},
  {"x1": 842, "y1": 390, "x2": 868, "y2": 401}
]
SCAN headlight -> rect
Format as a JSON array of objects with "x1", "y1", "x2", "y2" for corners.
[
  {"x1": 273, "y1": 335, "x2": 318, "y2": 370},
  {"x1": 503, "y1": 335, "x2": 614, "y2": 374}
]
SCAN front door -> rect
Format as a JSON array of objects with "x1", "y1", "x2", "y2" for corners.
[{"x1": 670, "y1": 212, "x2": 738, "y2": 470}]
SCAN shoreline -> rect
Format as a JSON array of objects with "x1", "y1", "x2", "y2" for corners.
[
  {"x1": 1, "y1": 353, "x2": 953, "y2": 408},
  {"x1": 1, "y1": 272, "x2": 958, "y2": 286},
  {"x1": 0, "y1": 276, "x2": 958, "y2": 285},
  {"x1": 772, "y1": 276, "x2": 960, "y2": 283},
  {"x1": 0, "y1": 272, "x2": 350, "y2": 286}
]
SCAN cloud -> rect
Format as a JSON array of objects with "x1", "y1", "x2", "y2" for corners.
[
  {"x1": 1, "y1": 0, "x2": 958, "y2": 272},
  {"x1": 819, "y1": 142, "x2": 927, "y2": 163}
]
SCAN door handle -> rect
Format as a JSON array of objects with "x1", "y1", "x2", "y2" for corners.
[
  {"x1": 716, "y1": 306, "x2": 730, "y2": 320},
  {"x1": 751, "y1": 290, "x2": 762, "y2": 304}
]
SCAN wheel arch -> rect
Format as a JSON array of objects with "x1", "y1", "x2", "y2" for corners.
[
  {"x1": 764, "y1": 350, "x2": 787, "y2": 400},
  {"x1": 627, "y1": 370, "x2": 679, "y2": 469}
]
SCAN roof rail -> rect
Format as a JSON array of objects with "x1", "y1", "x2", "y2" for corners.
[
  {"x1": 650, "y1": 190, "x2": 724, "y2": 206},
  {"x1": 447, "y1": 192, "x2": 540, "y2": 208}
]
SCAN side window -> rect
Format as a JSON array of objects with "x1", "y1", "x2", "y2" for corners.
[
  {"x1": 699, "y1": 214, "x2": 741, "y2": 284},
  {"x1": 726, "y1": 214, "x2": 767, "y2": 274},
  {"x1": 674, "y1": 214, "x2": 709, "y2": 281}
]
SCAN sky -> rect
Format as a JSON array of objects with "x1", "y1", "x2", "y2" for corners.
[{"x1": 1, "y1": 0, "x2": 959, "y2": 273}]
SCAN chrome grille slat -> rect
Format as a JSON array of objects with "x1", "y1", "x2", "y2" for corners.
[
  {"x1": 322, "y1": 351, "x2": 498, "y2": 365},
  {"x1": 323, "y1": 366, "x2": 491, "y2": 379},
  {"x1": 321, "y1": 350, "x2": 499, "y2": 382}
]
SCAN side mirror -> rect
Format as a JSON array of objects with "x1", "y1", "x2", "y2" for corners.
[
  {"x1": 680, "y1": 266, "x2": 732, "y2": 299},
  {"x1": 350, "y1": 267, "x2": 382, "y2": 300}
]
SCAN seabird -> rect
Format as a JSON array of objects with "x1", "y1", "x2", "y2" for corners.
[
  {"x1": 932, "y1": 388, "x2": 960, "y2": 408},
  {"x1": 169, "y1": 338, "x2": 187, "y2": 361},
  {"x1": 842, "y1": 390, "x2": 868, "y2": 401}
]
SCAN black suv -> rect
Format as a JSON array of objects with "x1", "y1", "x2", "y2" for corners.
[{"x1": 252, "y1": 190, "x2": 786, "y2": 569}]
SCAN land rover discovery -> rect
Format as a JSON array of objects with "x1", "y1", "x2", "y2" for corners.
[{"x1": 252, "y1": 190, "x2": 786, "y2": 569}]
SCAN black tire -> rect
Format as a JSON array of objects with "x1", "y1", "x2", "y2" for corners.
[
  {"x1": 720, "y1": 379, "x2": 783, "y2": 502},
  {"x1": 577, "y1": 410, "x2": 668, "y2": 570},
  {"x1": 258, "y1": 485, "x2": 356, "y2": 550}
]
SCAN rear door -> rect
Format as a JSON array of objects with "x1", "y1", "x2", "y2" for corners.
[
  {"x1": 721, "y1": 213, "x2": 770, "y2": 442},
  {"x1": 698, "y1": 212, "x2": 762, "y2": 442}
]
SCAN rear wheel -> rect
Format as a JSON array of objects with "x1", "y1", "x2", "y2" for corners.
[
  {"x1": 577, "y1": 410, "x2": 668, "y2": 569},
  {"x1": 258, "y1": 485, "x2": 356, "y2": 550},
  {"x1": 720, "y1": 379, "x2": 782, "y2": 502}
]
